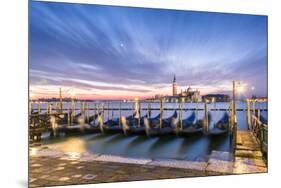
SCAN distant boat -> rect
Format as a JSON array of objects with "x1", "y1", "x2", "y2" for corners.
[
  {"x1": 144, "y1": 111, "x2": 178, "y2": 136},
  {"x1": 208, "y1": 112, "x2": 229, "y2": 136}
]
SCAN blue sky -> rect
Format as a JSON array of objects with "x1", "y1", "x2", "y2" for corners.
[{"x1": 29, "y1": 1, "x2": 268, "y2": 99}]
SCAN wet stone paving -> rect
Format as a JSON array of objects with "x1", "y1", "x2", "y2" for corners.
[
  {"x1": 29, "y1": 156, "x2": 206, "y2": 187},
  {"x1": 29, "y1": 146, "x2": 267, "y2": 188}
]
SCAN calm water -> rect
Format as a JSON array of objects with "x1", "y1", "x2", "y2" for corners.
[{"x1": 33, "y1": 101, "x2": 268, "y2": 161}]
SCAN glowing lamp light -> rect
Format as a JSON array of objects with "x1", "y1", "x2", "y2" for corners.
[
  {"x1": 30, "y1": 92, "x2": 35, "y2": 99},
  {"x1": 237, "y1": 85, "x2": 245, "y2": 94},
  {"x1": 70, "y1": 90, "x2": 76, "y2": 98}
]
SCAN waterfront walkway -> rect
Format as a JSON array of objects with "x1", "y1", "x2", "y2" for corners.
[
  {"x1": 234, "y1": 130, "x2": 267, "y2": 174},
  {"x1": 29, "y1": 143, "x2": 267, "y2": 188}
]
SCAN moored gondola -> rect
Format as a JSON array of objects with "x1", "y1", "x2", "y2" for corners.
[
  {"x1": 208, "y1": 112, "x2": 229, "y2": 136},
  {"x1": 144, "y1": 111, "x2": 178, "y2": 136},
  {"x1": 98, "y1": 113, "x2": 137, "y2": 134},
  {"x1": 176, "y1": 112, "x2": 211, "y2": 136},
  {"x1": 121, "y1": 114, "x2": 148, "y2": 135},
  {"x1": 57, "y1": 123, "x2": 101, "y2": 136}
]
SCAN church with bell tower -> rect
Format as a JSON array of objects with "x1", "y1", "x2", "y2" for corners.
[{"x1": 172, "y1": 75, "x2": 177, "y2": 96}]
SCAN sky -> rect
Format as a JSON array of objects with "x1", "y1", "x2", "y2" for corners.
[{"x1": 29, "y1": 1, "x2": 268, "y2": 100}]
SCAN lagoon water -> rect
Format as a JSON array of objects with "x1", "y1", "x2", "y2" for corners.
[{"x1": 33, "y1": 101, "x2": 268, "y2": 161}]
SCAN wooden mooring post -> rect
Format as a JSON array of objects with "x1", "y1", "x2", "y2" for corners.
[
  {"x1": 29, "y1": 101, "x2": 32, "y2": 115},
  {"x1": 160, "y1": 97, "x2": 163, "y2": 129},
  {"x1": 86, "y1": 103, "x2": 89, "y2": 123},
  {"x1": 107, "y1": 101, "x2": 110, "y2": 121},
  {"x1": 148, "y1": 103, "x2": 151, "y2": 118},
  {"x1": 46, "y1": 102, "x2": 49, "y2": 114},
  {"x1": 246, "y1": 99, "x2": 251, "y2": 130},
  {"x1": 204, "y1": 99, "x2": 209, "y2": 134},
  {"x1": 71, "y1": 99, "x2": 75, "y2": 125},
  {"x1": 138, "y1": 99, "x2": 141, "y2": 128},
  {"x1": 80, "y1": 102, "x2": 83, "y2": 115},
  {"x1": 59, "y1": 88, "x2": 63, "y2": 113},
  {"x1": 68, "y1": 107, "x2": 71, "y2": 126},
  {"x1": 55, "y1": 102, "x2": 59, "y2": 113},
  {"x1": 119, "y1": 100, "x2": 122, "y2": 126},
  {"x1": 232, "y1": 81, "x2": 237, "y2": 151},
  {"x1": 38, "y1": 101, "x2": 41, "y2": 114},
  {"x1": 132, "y1": 100, "x2": 135, "y2": 126},
  {"x1": 102, "y1": 102, "x2": 105, "y2": 122},
  {"x1": 195, "y1": 97, "x2": 198, "y2": 122},
  {"x1": 49, "y1": 104, "x2": 53, "y2": 114},
  {"x1": 258, "y1": 109, "x2": 261, "y2": 121},
  {"x1": 232, "y1": 81, "x2": 236, "y2": 132},
  {"x1": 179, "y1": 99, "x2": 183, "y2": 130}
]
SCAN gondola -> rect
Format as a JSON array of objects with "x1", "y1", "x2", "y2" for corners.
[
  {"x1": 121, "y1": 114, "x2": 148, "y2": 135},
  {"x1": 176, "y1": 112, "x2": 211, "y2": 136},
  {"x1": 54, "y1": 112, "x2": 69, "y2": 124},
  {"x1": 99, "y1": 112, "x2": 137, "y2": 134},
  {"x1": 88, "y1": 112, "x2": 102, "y2": 125},
  {"x1": 72, "y1": 112, "x2": 83, "y2": 124},
  {"x1": 144, "y1": 111, "x2": 178, "y2": 136},
  {"x1": 208, "y1": 112, "x2": 229, "y2": 136},
  {"x1": 56, "y1": 113, "x2": 103, "y2": 135},
  {"x1": 57, "y1": 123, "x2": 101, "y2": 136}
]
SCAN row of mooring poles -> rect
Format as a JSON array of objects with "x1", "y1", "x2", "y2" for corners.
[{"x1": 204, "y1": 99, "x2": 209, "y2": 133}]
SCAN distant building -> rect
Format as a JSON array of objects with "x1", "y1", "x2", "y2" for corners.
[
  {"x1": 155, "y1": 75, "x2": 202, "y2": 102},
  {"x1": 172, "y1": 75, "x2": 177, "y2": 96},
  {"x1": 202, "y1": 94, "x2": 230, "y2": 102}
]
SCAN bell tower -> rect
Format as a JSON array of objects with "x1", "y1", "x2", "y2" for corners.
[{"x1": 172, "y1": 75, "x2": 177, "y2": 96}]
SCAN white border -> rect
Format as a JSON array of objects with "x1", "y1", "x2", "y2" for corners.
[{"x1": 1, "y1": 0, "x2": 281, "y2": 188}]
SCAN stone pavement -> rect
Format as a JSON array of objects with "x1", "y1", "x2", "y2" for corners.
[
  {"x1": 29, "y1": 156, "x2": 208, "y2": 187},
  {"x1": 29, "y1": 146, "x2": 267, "y2": 188}
]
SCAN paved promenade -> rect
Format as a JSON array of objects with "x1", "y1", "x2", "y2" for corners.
[{"x1": 29, "y1": 145, "x2": 267, "y2": 188}]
